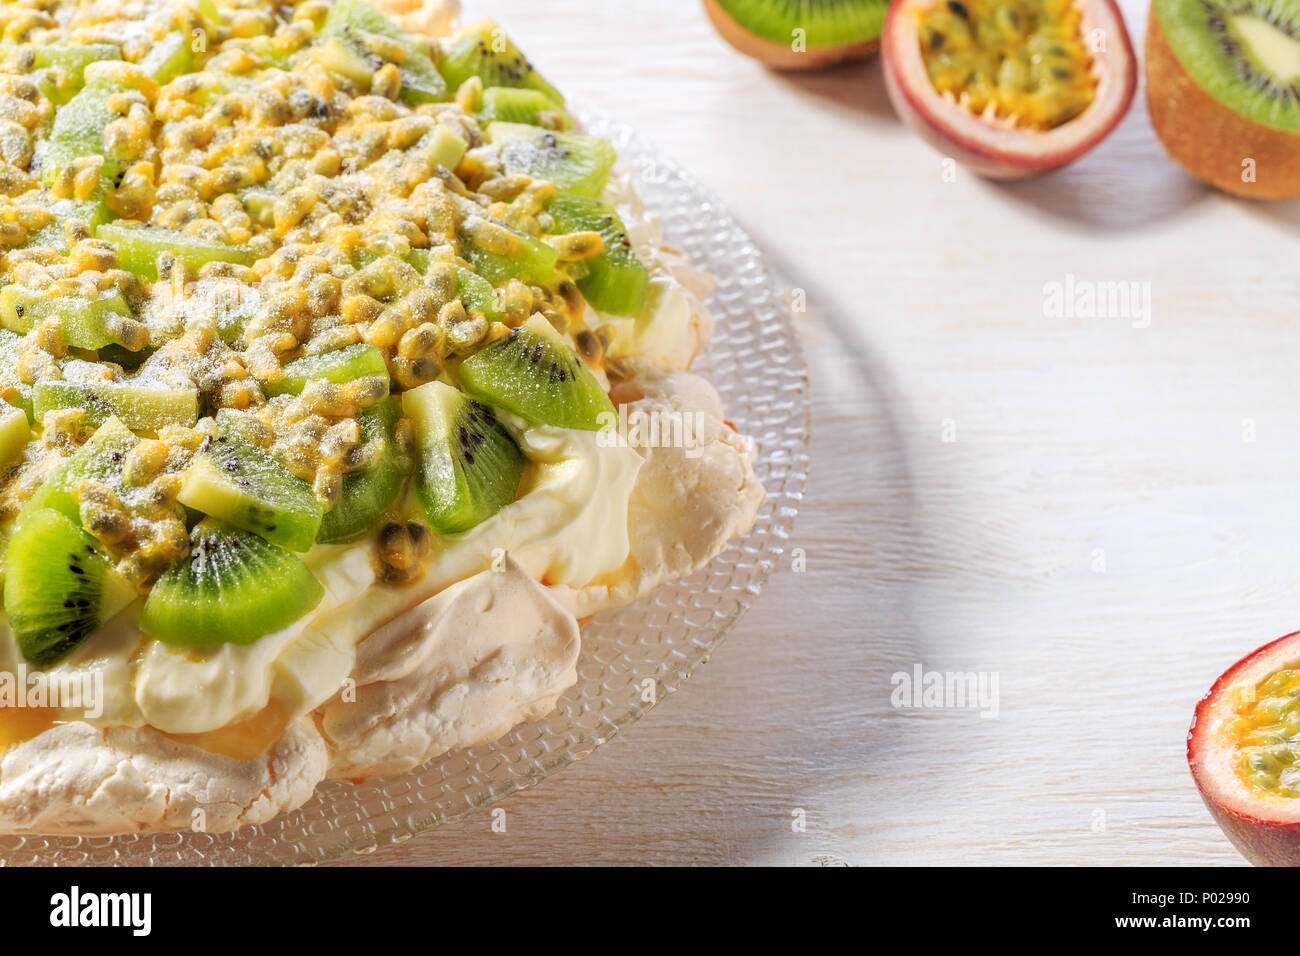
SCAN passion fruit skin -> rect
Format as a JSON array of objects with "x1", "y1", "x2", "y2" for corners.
[
  {"x1": 1146, "y1": 2, "x2": 1300, "y2": 200},
  {"x1": 880, "y1": 0, "x2": 1137, "y2": 178},
  {"x1": 1189, "y1": 632, "x2": 1300, "y2": 866},
  {"x1": 702, "y1": 0, "x2": 881, "y2": 70}
]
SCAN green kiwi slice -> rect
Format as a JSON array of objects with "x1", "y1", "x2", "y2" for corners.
[
  {"x1": 405, "y1": 380, "x2": 525, "y2": 535},
  {"x1": 139, "y1": 31, "x2": 197, "y2": 83},
  {"x1": 178, "y1": 430, "x2": 323, "y2": 552},
  {"x1": 20, "y1": 417, "x2": 140, "y2": 525},
  {"x1": 319, "y1": 0, "x2": 447, "y2": 103},
  {"x1": 438, "y1": 18, "x2": 564, "y2": 104},
  {"x1": 0, "y1": 286, "x2": 137, "y2": 350},
  {"x1": 96, "y1": 222, "x2": 255, "y2": 281},
  {"x1": 479, "y1": 87, "x2": 572, "y2": 129},
  {"x1": 1154, "y1": 0, "x2": 1300, "y2": 132},
  {"x1": 4, "y1": 508, "x2": 136, "y2": 666},
  {"x1": 0, "y1": 330, "x2": 34, "y2": 422},
  {"x1": 33, "y1": 378, "x2": 199, "y2": 432},
  {"x1": 317, "y1": 397, "x2": 409, "y2": 544},
  {"x1": 141, "y1": 518, "x2": 324, "y2": 647},
  {"x1": 19, "y1": 189, "x2": 111, "y2": 253},
  {"x1": 39, "y1": 77, "x2": 130, "y2": 184},
  {"x1": 457, "y1": 314, "x2": 615, "y2": 431},
  {"x1": 456, "y1": 266, "x2": 505, "y2": 321},
  {"x1": 711, "y1": 0, "x2": 887, "y2": 49},
  {"x1": 0, "y1": 404, "x2": 28, "y2": 469},
  {"x1": 264, "y1": 343, "x2": 390, "y2": 399},
  {"x1": 547, "y1": 193, "x2": 650, "y2": 317},
  {"x1": 487, "y1": 122, "x2": 617, "y2": 198},
  {"x1": 458, "y1": 216, "x2": 560, "y2": 286},
  {"x1": 0, "y1": 43, "x2": 121, "y2": 104}
]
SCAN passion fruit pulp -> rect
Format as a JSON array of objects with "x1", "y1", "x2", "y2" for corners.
[
  {"x1": 1189, "y1": 632, "x2": 1300, "y2": 866},
  {"x1": 881, "y1": 0, "x2": 1137, "y2": 177}
]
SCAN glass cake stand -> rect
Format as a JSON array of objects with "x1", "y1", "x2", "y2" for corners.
[{"x1": 0, "y1": 115, "x2": 811, "y2": 866}]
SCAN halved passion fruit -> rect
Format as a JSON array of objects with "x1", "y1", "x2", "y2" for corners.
[
  {"x1": 1189, "y1": 632, "x2": 1300, "y2": 866},
  {"x1": 881, "y1": 0, "x2": 1137, "y2": 177}
]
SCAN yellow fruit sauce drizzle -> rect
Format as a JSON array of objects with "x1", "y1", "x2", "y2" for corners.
[
  {"x1": 0, "y1": 707, "x2": 61, "y2": 753},
  {"x1": 917, "y1": 0, "x2": 1099, "y2": 130},
  {"x1": 1227, "y1": 667, "x2": 1300, "y2": 796}
]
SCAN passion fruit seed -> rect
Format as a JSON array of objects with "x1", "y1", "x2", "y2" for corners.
[
  {"x1": 918, "y1": 0, "x2": 1098, "y2": 130},
  {"x1": 1232, "y1": 667, "x2": 1300, "y2": 797}
]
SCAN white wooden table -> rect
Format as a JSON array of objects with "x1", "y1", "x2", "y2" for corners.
[{"x1": 347, "y1": 0, "x2": 1299, "y2": 866}]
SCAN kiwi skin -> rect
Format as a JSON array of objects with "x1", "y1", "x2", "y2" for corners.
[
  {"x1": 1147, "y1": 2, "x2": 1300, "y2": 199},
  {"x1": 702, "y1": 0, "x2": 880, "y2": 70}
]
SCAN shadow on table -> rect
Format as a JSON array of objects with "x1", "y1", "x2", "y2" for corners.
[
  {"x1": 773, "y1": 56, "x2": 898, "y2": 125},
  {"x1": 977, "y1": 103, "x2": 1208, "y2": 233}
]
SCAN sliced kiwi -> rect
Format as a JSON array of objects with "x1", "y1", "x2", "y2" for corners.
[
  {"x1": 709, "y1": 0, "x2": 887, "y2": 51},
  {"x1": 96, "y1": 222, "x2": 255, "y2": 281},
  {"x1": 0, "y1": 330, "x2": 34, "y2": 422},
  {"x1": 487, "y1": 122, "x2": 617, "y2": 197},
  {"x1": 457, "y1": 314, "x2": 615, "y2": 431},
  {"x1": 479, "y1": 87, "x2": 572, "y2": 129},
  {"x1": 19, "y1": 189, "x2": 111, "y2": 253},
  {"x1": 263, "y1": 343, "x2": 390, "y2": 398},
  {"x1": 0, "y1": 286, "x2": 138, "y2": 350},
  {"x1": 0, "y1": 43, "x2": 121, "y2": 104},
  {"x1": 456, "y1": 267, "x2": 505, "y2": 321},
  {"x1": 178, "y1": 430, "x2": 323, "y2": 552},
  {"x1": 0, "y1": 404, "x2": 29, "y2": 469},
  {"x1": 405, "y1": 380, "x2": 525, "y2": 535},
  {"x1": 40, "y1": 77, "x2": 130, "y2": 184},
  {"x1": 458, "y1": 216, "x2": 559, "y2": 286},
  {"x1": 317, "y1": 397, "x2": 408, "y2": 543},
  {"x1": 141, "y1": 518, "x2": 324, "y2": 647},
  {"x1": 319, "y1": 0, "x2": 447, "y2": 103},
  {"x1": 421, "y1": 124, "x2": 469, "y2": 171},
  {"x1": 4, "y1": 508, "x2": 136, "y2": 666},
  {"x1": 139, "y1": 30, "x2": 197, "y2": 83},
  {"x1": 21, "y1": 416, "x2": 139, "y2": 525},
  {"x1": 33, "y1": 378, "x2": 199, "y2": 432},
  {"x1": 438, "y1": 18, "x2": 564, "y2": 104},
  {"x1": 547, "y1": 193, "x2": 650, "y2": 317}
]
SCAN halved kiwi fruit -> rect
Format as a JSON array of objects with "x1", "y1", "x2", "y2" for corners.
[
  {"x1": 703, "y1": 0, "x2": 887, "y2": 69},
  {"x1": 438, "y1": 18, "x2": 564, "y2": 103},
  {"x1": 405, "y1": 380, "x2": 525, "y2": 535},
  {"x1": 5, "y1": 508, "x2": 136, "y2": 666},
  {"x1": 1147, "y1": 0, "x2": 1300, "y2": 198},
  {"x1": 457, "y1": 314, "x2": 615, "y2": 431},
  {"x1": 141, "y1": 518, "x2": 324, "y2": 647},
  {"x1": 177, "y1": 430, "x2": 323, "y2": 552}
]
